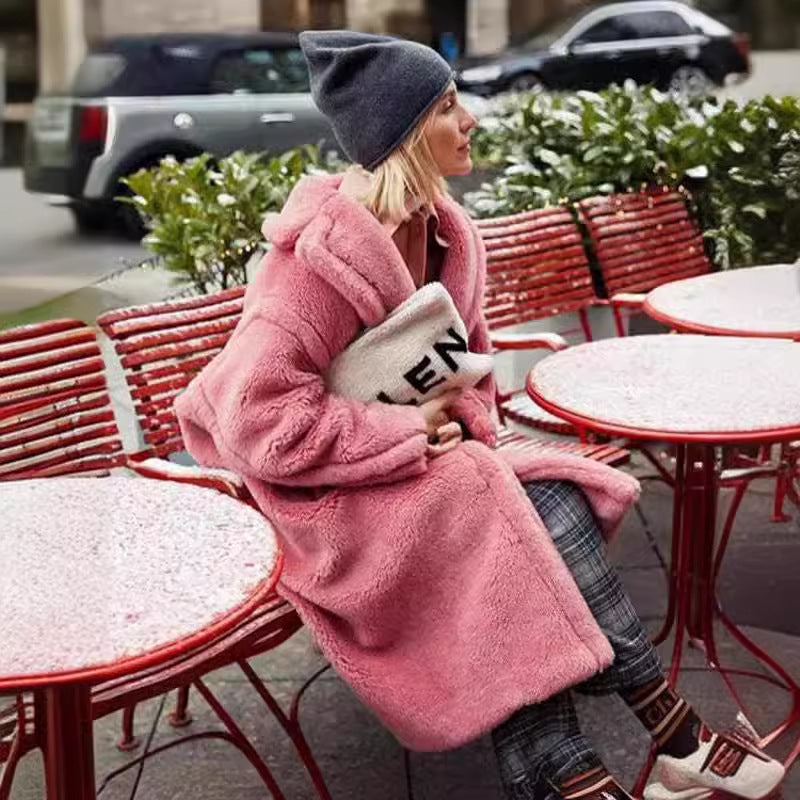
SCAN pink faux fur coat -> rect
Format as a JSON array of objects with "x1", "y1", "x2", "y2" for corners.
[{"x1": 174, "y1": 174, "x2": 640, "y2": 751}]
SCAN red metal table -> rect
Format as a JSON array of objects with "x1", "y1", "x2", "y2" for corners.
[
  {"x1": 527, "y1": 335, "x2": 800, "y2": 769},
  {"x1": 643, "y1": 262, "x2": 800, "y2": 340},
  {"x1": 0, "y1": 476, "x2": 281, "y2": 800}
]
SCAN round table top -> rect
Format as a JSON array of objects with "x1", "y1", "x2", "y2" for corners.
[
  {"x1": 0, "y1": 477, "x2": 280, "y2": 689},
  {"x1": 528, "y1": 335, "x2": 800, "y2": 443},
  {"x1": 643, "y1": 263, "x2": 800, "y2": 339}
]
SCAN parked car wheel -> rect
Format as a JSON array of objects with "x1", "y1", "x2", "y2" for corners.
[
  {"x1": 112, "y1": 152, "x2": 197, "y2": 241},
  {"x1": 114, "y1": 190, "x2": 148, "y2": 241},
  {"x1": 668, "y1": 65, "x2": 713, "y2": 98},
  {"x1": 70, "y1": 204, "x2": 111, "y2": 235},
  {"x1": 509, "y1": 72, "x2": 542, "y2": 92}
]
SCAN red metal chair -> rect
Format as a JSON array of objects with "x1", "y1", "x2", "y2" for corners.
[
  {"x1": 0, "y1": 318, "x2": 128, "y2": 792},
  {"x1": 0, "y1": 317, "x2": 328, "y2": 800},
  {"x1": 476, "y1": 207, "x2": 627, "y2": 453},
  {"x1": 576, "y1": 187, "x2": 712, "y2": 336}
]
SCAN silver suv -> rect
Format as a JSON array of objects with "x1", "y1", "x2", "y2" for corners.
[{"x1": 24, "y1": 33, "x2": 486, "y2": 238}]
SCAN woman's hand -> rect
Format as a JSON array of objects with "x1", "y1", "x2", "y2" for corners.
[
  {"x1": 419, "y1": 392, "x2": 463, "y2": 457},
  {"x1": 425, "y1": 420, "x2": 463, "y2": 458},
  {"x1": 419, "y1": 391, "x2": 459, "y2": 439}
]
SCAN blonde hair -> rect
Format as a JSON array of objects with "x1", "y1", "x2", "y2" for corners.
[{"x1": 360, "y1": 91, "x2": 450, "y2": 224}]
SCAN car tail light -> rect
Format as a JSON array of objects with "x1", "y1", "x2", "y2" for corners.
[
  {"x1": 733, "y1": 32, "x2": 751, "y2": 69},
  {"x1": 78, "y1": 105, "x2": 108, "y2": 143}
]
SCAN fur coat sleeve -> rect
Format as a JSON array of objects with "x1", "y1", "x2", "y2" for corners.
[{"x1": 175, "y1": 271, "x2": 432, "y2": 489}]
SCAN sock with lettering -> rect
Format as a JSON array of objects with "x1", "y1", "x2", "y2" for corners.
[
  {"x1": 556, "y1": 766, "x2": 634, "y2": 799},
  {"x1": 621, "y1": 677, "x2": 702, "y2": 759}
]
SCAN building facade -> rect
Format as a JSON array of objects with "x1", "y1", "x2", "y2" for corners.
[
  {"x1": 3, "y1": 0, "x2": 800, "y2": 99},
  {"x1": 9, "y1": 0, "x2": 600, "y2": 96}
]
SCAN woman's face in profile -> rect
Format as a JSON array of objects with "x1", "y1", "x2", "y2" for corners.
[{"x1": 424, "y1": 86, "x2": 478, "y2": 178}]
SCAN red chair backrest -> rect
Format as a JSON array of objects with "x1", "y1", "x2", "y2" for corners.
[
  {"x1": 0, "y1": 319, "x2": 125, "y2": 479},
  {"x1": 577, "y1": 188, "x2": 711, "y2": 297},
  {"x1": 475, "y1": 207, "x2": 596, "y2": 331},
  {"x1": 96, "y1": 287, "x2": 246, "y2": 458}
]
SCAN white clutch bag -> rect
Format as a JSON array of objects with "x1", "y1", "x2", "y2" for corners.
[{"x1": 325, "y1": 282, "x2": 494, "y2": 405}]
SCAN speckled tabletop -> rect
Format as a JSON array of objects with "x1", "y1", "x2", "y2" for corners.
[
  {"x1": 0, "y1": 477, "x2": 278, "y2": 684},
  {"x1": 529, "y1": 335, "x2": 800, "y2": 441},
  {"x1": 644, "y1": 263, "x2": 800, "y2": 338}
]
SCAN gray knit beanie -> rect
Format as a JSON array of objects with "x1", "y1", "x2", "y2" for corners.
[{"x1": 299, "y1": 30, "x2": 454, "y2": 170}]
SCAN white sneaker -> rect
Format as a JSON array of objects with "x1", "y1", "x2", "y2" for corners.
[{"x1": 642, "y1": 719, "x2": 785, "y2": 800}]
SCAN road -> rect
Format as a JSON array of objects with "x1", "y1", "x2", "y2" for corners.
[
  {"x1": 0, "y1": 51, "x2": 797, "y2": 321},
  {"x1": 720, "y1": 50, "x2": 800, "y2": 102},
  {"x1": 0, "y1": 169, "x2": 148, "y2": 319}
]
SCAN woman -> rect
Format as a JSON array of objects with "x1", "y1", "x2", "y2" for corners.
[{"x1": 175, "y1": 31, "x2": 785, "y2": 800}]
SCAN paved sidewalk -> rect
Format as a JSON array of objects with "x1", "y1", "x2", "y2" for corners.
[{"x1": 7, "y1": 462, "x2": 799, "y2": 799}]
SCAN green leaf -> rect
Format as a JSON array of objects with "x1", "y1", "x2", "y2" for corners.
[
  {"x1": 537, "y1": 148, "x2": 561, "y2": 166},
  {"x1": 742, "y1": 204, "x2": 768, "y2": 219}
]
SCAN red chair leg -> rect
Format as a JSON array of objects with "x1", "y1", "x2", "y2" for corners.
[
  {"x1": 168, "y1": 686, "x2": 193, "y2": 728},
  {"x1": 117, "y1": 704, "x2": 139, "y2": 751},
  {"x1": 0, "y1": 733, "x2": 23, "y2": 800},
  {"x1": 772, "y1": 447, "x2": 800, "y2": 522},
  {"x1": 238, "y1": 660, "x2": 333, "y2": 800},
  {"x1": 612, "y1": 305, "x2": 627, "y2": 337},
  {"x1": 578, "y1": 307, "x2": 593, "y2": 342}
]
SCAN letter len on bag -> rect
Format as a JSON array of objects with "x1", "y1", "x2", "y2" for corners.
[{"x1": 324, "y1": 282, "x2": 494, "y2": 405}]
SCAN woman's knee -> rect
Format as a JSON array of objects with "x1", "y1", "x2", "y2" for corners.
[{"x1": 524, "y1": 480, "x2": 594, "y2": 541}]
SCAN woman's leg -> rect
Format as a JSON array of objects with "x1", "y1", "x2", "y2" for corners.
[
  {"x1": 523, "y1": 479, "x2": 663, "y2": 696},
  {"x1": 491, "y1": 479, "x2": 659, "y2": 799},
  {"x1": 491, "y1": 691, "x2": 601, "y2": 799},
  {"x1": 518, "y1": 480, "x2": 784, "y2": 800}
]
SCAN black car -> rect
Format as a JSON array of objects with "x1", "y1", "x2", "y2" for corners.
[{"x1": 455, "y1": 0, "x2": 751, "y2": 96}]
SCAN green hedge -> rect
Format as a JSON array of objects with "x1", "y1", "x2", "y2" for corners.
[
  {"x1": 466, "y1": 85, "x2": 800, "y2": 269},
  {"x1": 122, "y1": 147, "x2": 342, "y2": 293}
]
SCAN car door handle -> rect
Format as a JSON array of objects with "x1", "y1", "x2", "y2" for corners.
[
  {"x1": 259, "y1": 112, "x2": 295, "y2": 124},
  {"x1": 603, "y1": 52, "x2": 622, "y2": 60}
]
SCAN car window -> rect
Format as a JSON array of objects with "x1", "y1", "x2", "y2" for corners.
[
  {"x1": 72, "y1": 53, "x2": 127, "y2": 96},
  {"x1": 572, "y1": 15, "x2": 637, "y2": 45},
  {"x1": 625, "y1": 11, "x2": 693, "y2": 38},
  {"x1": 209, "y1": 48, "x2": 310, "y2": 94}
]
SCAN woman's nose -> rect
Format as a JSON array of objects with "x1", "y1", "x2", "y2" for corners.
[{"x1": 460, "y1": 109, "x2": 477, "y2": 132}]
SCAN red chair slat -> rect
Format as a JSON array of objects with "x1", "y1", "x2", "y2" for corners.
[
  {"x1": 0, "y1": 409, "x2": 116, "y2": 451},
  {"x1": 126, "y1": 353, "x2": 220, "y2": 387},
  {"x1": 98, "y1": 286, "x2": 245, "y2": 327},
  {"x1": 100, "y1": 293, "x2": 244, "y2": 339},
  {"x1": 0, "y1": 320, "x2": 126, "y2": 479},
  {"x1": 119, "y1": 333, "x2": 230, "y2": 369},
  {"x1": 129, "y1": 374, "x2": 191, "y2": 402},
  {"x1": 577, "y1": 188, "x2": 712, "y2": 298},
  {"x1": 0, "y1": 319, "x2": 86, "y2": 346},
  {"x1": 0, "y1": 328, "x2": 97, "y2": 364},
  {"x1": 0, "y1": 394, "x2": 110, "y2": 436},
  {"x1": 112, "y1": 316, "x2": 241, "y2": 356}
]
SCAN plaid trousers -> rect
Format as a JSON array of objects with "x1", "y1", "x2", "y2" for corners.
[{"x1": 492, "y1": 480, "x2": 663, "y2": 800}]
